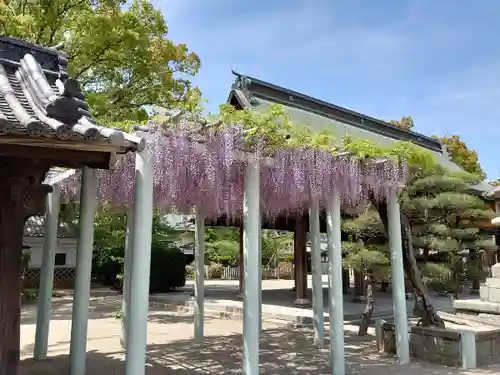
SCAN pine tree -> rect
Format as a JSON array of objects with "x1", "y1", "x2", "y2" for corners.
[
  {"x1": 404, "y1": 173, "x2": 496, "y2": 299},
  {"x1": 342, "y1": 210, "x2": 389, "y2": 335},
  {"x1": 346, "y1": 170, "x2": 496, "y2": 329}
]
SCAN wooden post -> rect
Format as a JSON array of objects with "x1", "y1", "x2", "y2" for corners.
[
  {"x1": 292, "y1": 243, "x2": 297, "y2": 291},
  {"x1": 0, "y1": 158, "x2": 50, "y2": 375},
  {"x1": 353, "y1": 271, "x2": 365, "y2": 302},
  {"x1": 342, "y1": 268, "x2": 350, "y2": 294},
  {"x1": 294, "y1": 214, "x2": 310, "y2": 305}
]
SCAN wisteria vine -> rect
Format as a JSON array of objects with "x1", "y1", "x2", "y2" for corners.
[{"x1": 58, "y1": 123, "x2": 409, "y2": 221}]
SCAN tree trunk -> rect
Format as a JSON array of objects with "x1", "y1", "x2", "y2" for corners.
[
  {"x1": 0, "y1": 158, "x2": 50, "y2": 375},
  {"x1": 358, "y1": 270, "x2": 374, "y2": 336},
  {"x1": 373, "y1": 197, "x2": 445, "y2": 328}
]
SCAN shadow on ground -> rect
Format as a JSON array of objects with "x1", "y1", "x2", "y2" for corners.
[
  {"x1": 19, "y1": 322, "x2": 499, "y2": 375},
  {"x1": 21, "y1": 289, "x2": 122, "y2": 324}
]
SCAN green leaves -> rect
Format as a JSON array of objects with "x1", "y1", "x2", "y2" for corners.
[
  {"x1": 437, "y1": 135, "x2": 486, "y2": 180},
  {"x1": 217, "y1": 104, "x2": 438, "y2": 166},
  {"x1": 1, "y1": 0, "x2": 201, "y2": 122}
]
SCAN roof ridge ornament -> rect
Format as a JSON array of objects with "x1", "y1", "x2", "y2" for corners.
[{"x1": 231, "y1": 75, "x2": 252, "y2": 91}]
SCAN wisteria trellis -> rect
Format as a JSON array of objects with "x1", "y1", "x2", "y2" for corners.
[{"x1": 57, "y1": 125, "x2": 407, "y2": 220}]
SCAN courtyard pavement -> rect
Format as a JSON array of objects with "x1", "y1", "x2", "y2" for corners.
[
  {"x1": 19, "y1": 291, "x2": 500, "y2": 374},
  {"x1": 150, "y1": 276, "x2": 463, "y2": 324}
]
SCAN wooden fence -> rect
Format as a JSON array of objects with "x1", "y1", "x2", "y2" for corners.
[{"x1": 202, "y1": 263, "x2": 295, "y2": 280}]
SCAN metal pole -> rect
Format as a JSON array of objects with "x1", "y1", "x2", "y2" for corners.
[
  {"x1": 69, "y1": 168, "x2": 97, "y2": 375},
  {"x1": 309, "y1": 198, "x2": 324, "y2": 347},
  {"x1": 34, "y1": 184, "x2": 61, "y2": 359},
  {"x1": 387, "y1": 188, "x2": 410, "y2": 364},
  {"x1": 125, "y1": 147, "x2": 154, "y2": 375},
  {"x1": 194, "y1": 207, "x2": 205, "y2": 340},
  {"x1": 242, "y1": 158, "x2": 260, "y2": 375},
  {"x1": 326, "y1": 194, "x2": 345, "y2": 375}
]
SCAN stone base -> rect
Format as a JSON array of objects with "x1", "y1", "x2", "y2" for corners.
[
  {"x1": 480, "y1": 277, "x2": 500, "y2": 303},
  {"x1": 454, "y1": 299, "x2": 500, "y2": 314},
  {"x1": 376, "y1": 320, "x2": 500, "y2": 368},
  {"x1": 294, "y1": 298, "x2": 311, "y2": 306}
]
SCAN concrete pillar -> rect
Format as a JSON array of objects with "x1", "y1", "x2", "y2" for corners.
[
  {"x1": 309, "y1": 199, "x2": 324, "y2": 347},
  {"x1": 69, "y1": 168, "x2": 97, "y2": 375},
  {"x1": 124, "y1": 147, "x2": 154, "y2": 375},
  {"x1": 121, "y1": 203, "x2": 135, "y2": 349},
  {"x1": 294, "y1": 214, "x2": 309, "y2": 305},
  {"x1": 242, "y1": 158, "x2": 261, "y2": 375},
  {"x1": 194, "y1": 207, "x2": 205, "y2": 340},
  {"x1": 238, "y1": 225, "x2": 244, "y2": 297},
  {"x1": 34, "y1": 183, "x2": 61, "y2": 360},
  {"x1": 326, "y1": 194, "x2": 345, "y2": 375},
  {"x1": 460, "y1": 330, "x2": 476, "y2": 369},
  {"x1": 387, "y1": 188, "x2": 410, "y2": 364}
]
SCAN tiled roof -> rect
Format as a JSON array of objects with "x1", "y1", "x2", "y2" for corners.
[
  {"x1": 0, "y1": 36, "x2": 144, "y2": 152},
  {"x1": 228, "y1": 72, "x2": 493, "y2": 195}
]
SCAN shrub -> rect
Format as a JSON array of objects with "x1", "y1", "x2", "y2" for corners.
[
  {"x1": 149, "y1": 247, "x2": 187, "y2": 293},
  {"x1": 185, "y1": 262, "x2": 195, "y2": 279},
  {"x1": 208, "y1": 263, "x2": 224, "y2": 279}
]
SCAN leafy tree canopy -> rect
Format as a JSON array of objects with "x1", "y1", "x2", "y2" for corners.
[
  {"x1": 0, "y1": 0, "x2": 201, "y2": 123},
  {"x1": 436, "y1": 135, "x2": 486, "y2": 180},
  {"x1": 389, "y1": 116, "x2": 414, "y2": 131},
  {"x1": 389, "y1": 115, "x2": 485, "y2": 179}
]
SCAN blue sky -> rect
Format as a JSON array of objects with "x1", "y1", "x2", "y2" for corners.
[{"x1": 154, "y1": 0, "x2": 500, "y2": 179}]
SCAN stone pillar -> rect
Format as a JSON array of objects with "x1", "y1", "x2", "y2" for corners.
[
  {"x1": 294, "y1": 214, "x2": 309, "y2": 305},
  {"x1": 387, "y1": 188, "x2": 410, "y2": 364},
  {"x1": 70, "y1": 168, "x2": 98, "y2": 375},
  {"x1": 121, "y1": 203, "x2": 135, "y2": 349},
  {"x1": 327, "y1": 193, "x2": 346, "y2": 375},
  {"x1": 34, "y1": 183, "x2": 61, "y2": 360},
  {"x1": 194, "y1": 207, "x2": 205, "y2": 340},
  {"x1": 309, "y1": 199, "x2": 324, "y2": 346},
  {"x1": 124, "y1": 147, "x2": 154, "y2": 375},
  {"x1": 238, "y1": 225, "x2": 244, "y2": 298},
  {"x1": 242, "y1": 158, "x2": 261, "y2": 375}
]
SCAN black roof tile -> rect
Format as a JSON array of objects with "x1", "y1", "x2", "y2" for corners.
[{"x1": 0, "y1": 36, "x2": 143, "y2": 151}]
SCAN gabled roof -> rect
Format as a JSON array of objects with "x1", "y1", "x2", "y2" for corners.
[
  {"x1": 228, "y1": 71, "x2": 493, "y2": 195},
  {"x1": 0, "y1": 36, "x2": 144, "y2": 155}
]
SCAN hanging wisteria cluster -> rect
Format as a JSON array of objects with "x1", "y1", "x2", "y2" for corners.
[{"x1": 58, "y1": 124, "x2": 407, "y2": 220}]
